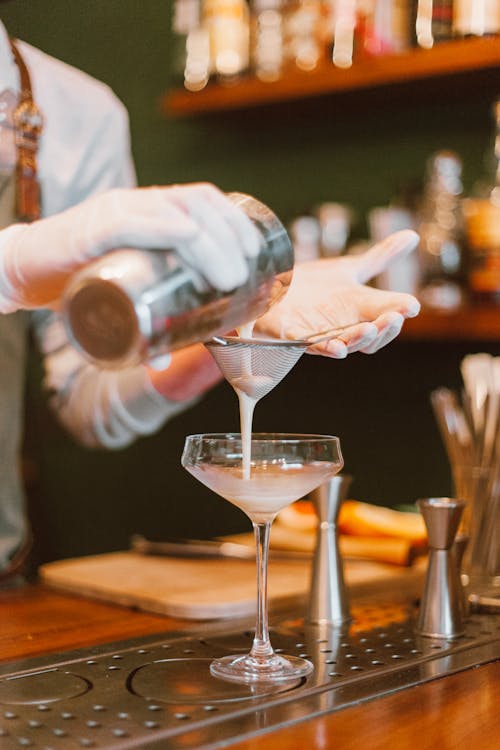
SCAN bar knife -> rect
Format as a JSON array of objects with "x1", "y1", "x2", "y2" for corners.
[{"x1": 130, "y1": 534, "x2": 310, "y2": 561}]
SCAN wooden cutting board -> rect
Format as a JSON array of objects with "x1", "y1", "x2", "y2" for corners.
[{"x1": 39, "y1": 550, "x2": 426, "y2": 621}]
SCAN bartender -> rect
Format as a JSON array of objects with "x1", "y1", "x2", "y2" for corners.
[{"x1": 0, "y1": 13, "x2": 420, "y2": 582}]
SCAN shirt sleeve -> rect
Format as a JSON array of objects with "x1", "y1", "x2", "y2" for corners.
[
  {"x1": 33, "y1": 309, "x2": 201, "y2": 450},
  {"x1": 29, "y1": 69, "x2": 198, "y2": 449}
]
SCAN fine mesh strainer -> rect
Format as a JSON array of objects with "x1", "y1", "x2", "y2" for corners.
[
  {"x1": 205, "y1": 336, "x2": 308, "y2": 400},
  {"x1": 206, "y1": 324, "x2": 360, "y2": 400}
]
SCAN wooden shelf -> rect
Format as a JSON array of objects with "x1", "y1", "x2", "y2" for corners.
[
  {"x1": 401, "y1": 304, "x2": 500, "y2": 342},
  {"x1": 163, "y1": 37, "x2": 500, "y2": 117}
]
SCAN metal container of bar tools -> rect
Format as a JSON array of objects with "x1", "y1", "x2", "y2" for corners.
[{"x1": 62, "y1": 192, "x2": 294, "y2": 369}]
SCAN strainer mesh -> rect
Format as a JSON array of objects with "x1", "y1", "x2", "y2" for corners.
[{"x1": 205, "y1": 338, "x2": 306, "y2": 400}]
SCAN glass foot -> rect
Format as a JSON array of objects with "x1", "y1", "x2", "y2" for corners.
[
  {"x1": 130, "y1": 658, "x2": 301, "y2": 703},
  {"x1": 210, "y1": 653, "x2": 313, "y2": 684}
]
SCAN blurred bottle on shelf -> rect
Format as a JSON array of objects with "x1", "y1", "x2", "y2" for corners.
[
  {"x1": 203, "y1": 0, "x2": 250, "y2": 82},
  {"x1": 358, "y1": 0, "x2": 412, "y2": 56},
  {"x1": 171, "y1": 0, "x2": 211, "y2": 91},
  {"x1": 171, "y1": 0, "x2": 194, "y2": 84},
  {"x1": 183, "y1": 27, "x2": 211, "y2": 90},
  {"x1": 413, "y1": 0, "x2": 454, "y2": 48},
  {"x1": 321, "y1": 0, "x2": 337, "y2": 59},
  {"x1": 314, "y1": 202, "x2": 353, "y2": 256},
  {"x1": 453, "y1": 0, "x2": 500, "y2": 37},
  {"x1": 283, "y1": 0, "x2": 324, "y2": 71},
  {"x1": 416, "y1": 150, "x2": 466, "y2": 310},
  {"x1": 431, "y1": 0, "x2": 454, "y2": 41},
  {"x1": 289, "y1": 214, "x2": 322, "y2": 263},
  {"x1": 391, "y1": 0, "x2": 415, "y2": 52},
  {"x1": 369, "y1": 204, "x2": 419, "y2": 293},
  {"x1": 329, "y1": 0, "x2": 357, "y2": 67},
  {"x1": 251, "y1": 0, "x2": 285, "y2": 81},
  {"x1": 463, "y1": 98, "x2": 500, "y2": 303}
]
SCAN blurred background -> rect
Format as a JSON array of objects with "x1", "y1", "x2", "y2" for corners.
[{"x1": 3, "y1": 0, "x2": 499, "y2": 567}]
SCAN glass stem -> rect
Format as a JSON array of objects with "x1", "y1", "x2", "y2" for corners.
[{"x1": 250, "y1": 520, "x2": 274, "y2": 661}]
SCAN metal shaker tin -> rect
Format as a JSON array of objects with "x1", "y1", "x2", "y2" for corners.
[{"x1": 62, "y1": 192, "x2": 294, "y2": 368}]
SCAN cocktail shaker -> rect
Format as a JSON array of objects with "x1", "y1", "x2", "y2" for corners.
[{"x1": 62, "y1": 192, "x2": 294, "y2": 368}]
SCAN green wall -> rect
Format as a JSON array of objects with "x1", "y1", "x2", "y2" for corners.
[{"x1": 3, "y1": 1, "x2": 499, "y2": 564}]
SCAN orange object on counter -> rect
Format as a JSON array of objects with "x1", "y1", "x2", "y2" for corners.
[
  {"x1": 339, "y1": 501, "x2": 427, "y2": 546},
  {"x1": 278, "y1": 499, "x2": 428, "y2": 547}
]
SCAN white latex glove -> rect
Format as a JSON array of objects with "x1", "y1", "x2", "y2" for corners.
[
  {"x1": 254, "y1": 229, "x2": 421, "y2": 358},
  {"x1": 0, "y1": 183, "x2": 260, "y2": 313}
]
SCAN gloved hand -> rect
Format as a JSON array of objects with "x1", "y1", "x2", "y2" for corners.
[
  {"x1": 0, "y1": 183, "x2": 260, "y2": 313},
  {"x1": 254, "y1": 230, "x2": 421, "y2": 358}
]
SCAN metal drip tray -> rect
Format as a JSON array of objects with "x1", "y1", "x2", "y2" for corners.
[{"x1": 0, "y1": 602, "x2": 498, "y2": 749}]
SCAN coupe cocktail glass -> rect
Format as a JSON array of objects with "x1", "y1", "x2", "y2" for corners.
[{"x1": 181, "y1": 433, "x2": 343, "y2": 684}]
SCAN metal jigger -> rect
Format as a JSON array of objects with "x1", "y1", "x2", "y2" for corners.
[
  {"x1": 416, "y1": 497, "x2": 466, "y2": 639},
  {"x1": 307, "y1": 474, "x2": 352, "y2": 626}
]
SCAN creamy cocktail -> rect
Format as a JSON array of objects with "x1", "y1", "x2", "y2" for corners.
[
  {"x1": 187, "y1": 461, "x2": 337, "y2": 523},
  {"x1": 181, "y1": 433, "x2": 343, "y2": 683}
]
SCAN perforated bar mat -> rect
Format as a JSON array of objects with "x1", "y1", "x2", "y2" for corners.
[{"x1": 0, "y1": 602, "x2": 498, "y2": 749}]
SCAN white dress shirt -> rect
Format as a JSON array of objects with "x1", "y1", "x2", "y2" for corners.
[
  {"x1": 0, "y1": 21, "x2": 194, "y2": 569},
  {"x1": 1, "y1": 22, "x2": 191, "y2": 449}
]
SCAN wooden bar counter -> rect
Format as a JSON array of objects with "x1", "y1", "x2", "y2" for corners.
[{"x1": 0, "y1": 582, "x2": 499, "y2": 749}]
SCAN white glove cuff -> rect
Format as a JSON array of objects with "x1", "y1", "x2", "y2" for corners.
[
  {"x1": 106, "y1": 367, "x2": 171, "y2": 434},
  {"x1": 103, "y1": 366, "x2": 199, "y2": 438}
]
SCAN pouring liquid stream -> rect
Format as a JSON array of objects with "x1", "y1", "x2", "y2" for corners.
[
  {"x1": 229, "y1": 322, "x2": 305, "y2": 479},
  {"x1": 234, "y1": 321, "x2": 259, "y2": 480},
  {"x1": 219, "y1": 321, "x2": 321, "y2": 480}
]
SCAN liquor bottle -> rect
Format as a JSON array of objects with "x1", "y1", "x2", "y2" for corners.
[
  {"x1": 369, "y1": 204, "x2": 419, "y2": 294},
  {"x1": 329, "y1": 0, "x2": 357, "y2": 67},
  {"x1": 183, "y1": 26, "x2": 211, "y2": 91},
  {"x1": 284, "y1": 0, "x2": 323, "y2": 71},
  {"x1": 453, "y1": 0, "x2": 500, "y2": 37},
  {"x1": 314, "y1": 202, "x2": 353, "y2": 257},
  {"x1": 417, "y1": 151, "x2": 466, "y2": 310},
  {"x1": 359, "y1": 0, "x2": 412, "y2": 56},
  {"x1": 463, "y1": 98, "x2": 500, "y2": 303},
  {"x1": 289, "y1": 215, "x2": 321, "y2": 263},
  {"x1": 431, "y1": 0, "x2": 454, "y2": 41},
  {"x1": 203, "y1": 0, "x2": 250, "y2": 82},
  {"x1": 170, "y1": 0, "x2": 207, "y2": 90},
  {"x1": 251, "y1": 0, "x2": 285, "y2": 82},
  {"x1": 414, "y1": 0, "x2": 454, "y2": 48}
]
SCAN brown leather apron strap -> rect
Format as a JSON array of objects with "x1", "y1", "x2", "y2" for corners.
[{"x1": 10, "y1": 39, "x2": 42, "y2": 222}]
